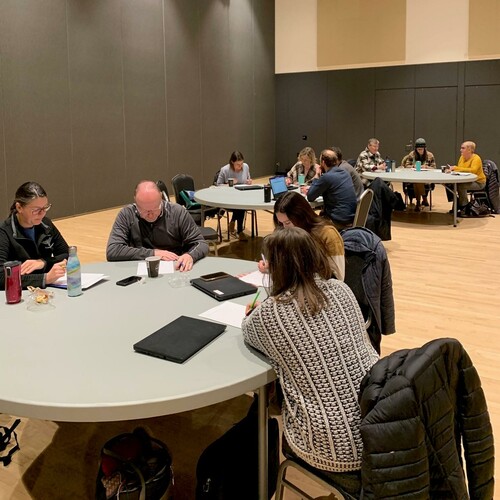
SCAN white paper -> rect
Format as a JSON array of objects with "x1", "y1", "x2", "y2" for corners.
[
  {"x1": 51, "y1": 273, "x2": 107, "y2": 290},
  {"x1": 136, "y1": 260, "x2": 174, "y2": 276},
  {"x1": 238, "y1": 270, "x2": 266, "y2": 288},
  {"x1": 199, "y1": 302, "x2": 247, "y2": 329}
]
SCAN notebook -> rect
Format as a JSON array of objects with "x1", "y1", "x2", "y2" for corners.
[
  {"x1": 190, "y1": 275, "x2": 257, "y2": 301},
  {"x1": 269, "y1": 176, "x2": 294, "y2": 200},
  {"x1": 234, "y1": 184, "x2": 264, "y2": 191},
  {"x1": 133, "y1": 316, "x2": 226, "y2": 364}
]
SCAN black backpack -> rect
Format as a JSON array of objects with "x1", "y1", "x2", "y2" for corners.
[{"x1": 195, "y1": 395, "x2": 280, "y2": 499}]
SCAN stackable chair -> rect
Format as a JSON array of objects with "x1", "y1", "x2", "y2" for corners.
[
  {"x1": 170, "y1": 174, "x2": 221, "y2": 255},
  {"x1": 352, "y1": 188, "x2": 374, "y2": 228}
]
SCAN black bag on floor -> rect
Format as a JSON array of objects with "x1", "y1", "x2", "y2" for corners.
[
  {"x1": 95, "y1": 427, "x2": 173, "y2": 500},
  {"x1": 195, "y1": 396, "x2": 279, "y2": 500},
  {"x1": 0, "y1": 418, "x2": 21, "y2": 467}
]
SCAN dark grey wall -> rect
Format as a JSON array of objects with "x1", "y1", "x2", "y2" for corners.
[
  {"x1": 276, "y1": 60, "x2": 500, "y2": 170},
  {"x1": 0, "y1": 0, "x2": 275, "y2": 217}
]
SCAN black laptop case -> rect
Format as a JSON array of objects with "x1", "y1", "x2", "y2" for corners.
[
  {"x1": 190, "y1": 275, "x2": 257, "y2": 301},
  {"x1": 133, "y1": 316, "x2": 226, "y2": 363}
]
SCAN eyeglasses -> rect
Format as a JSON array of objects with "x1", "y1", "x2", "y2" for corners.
[
  {"x1": 135, "y1": 203, "x2": 162, "y2": 218},
  {"x1": 31, "y1": 204, "x2": 52, "y2": 215}
]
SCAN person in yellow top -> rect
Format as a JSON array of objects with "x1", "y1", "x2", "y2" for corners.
[{"x1": 450, "y1": 141, "x2": 486, "y2": 211}]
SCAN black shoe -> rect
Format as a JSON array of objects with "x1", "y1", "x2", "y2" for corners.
[{"x1": 422, "y1": 199, "x2": 429, "y2": 207}]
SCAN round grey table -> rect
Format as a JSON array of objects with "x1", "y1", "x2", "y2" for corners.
[
  {"x1": 0, "y1": 257, "x2": 274, "y2": 498},
  {"x1": 362, "y1": 169, "x2": 477, "y2": 226}
]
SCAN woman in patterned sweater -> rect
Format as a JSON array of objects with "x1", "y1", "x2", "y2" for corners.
[{"x1": 242, "y1": 228, "x2": 378, "y2": 497}]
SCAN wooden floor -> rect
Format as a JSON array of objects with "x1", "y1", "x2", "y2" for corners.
[{"x1": 1, "y1": 179, "x2": 499, "y2": 499}]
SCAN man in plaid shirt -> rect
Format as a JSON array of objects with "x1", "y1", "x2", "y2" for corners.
[{"x1": 355, "y1": 138, "x2": 386, "y2": 185}]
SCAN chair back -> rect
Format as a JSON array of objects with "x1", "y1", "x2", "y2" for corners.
[
  {"x1": 353, "y1": 188, "x2": 374, "y2": 227},
  {"x1": 213, "y1": 170, "x2": 220, "y2": 186},
  {"x1": 156, "y1": 180, "x2": 169, "y2": 202},
  {"x1": 346, "y1": 158, "x2": 357, "y2": 168},
  {"x1": 171, "y1": 174, "x2": 195, "y2": 207}
]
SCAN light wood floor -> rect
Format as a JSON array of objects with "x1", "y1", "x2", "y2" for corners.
[{"x1": 1, "y1": 179, "x2": 499, "y2": 499}]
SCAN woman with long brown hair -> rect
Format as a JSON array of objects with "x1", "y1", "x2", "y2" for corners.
[
  {"x1": 243, "y1": 228, "x2": 378, "y2": 498},
  {"x1": 257, "y1": 191, "x2": 344, "y2": 280}
]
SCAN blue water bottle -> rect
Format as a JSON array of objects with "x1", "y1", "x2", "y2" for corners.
[
  {"x1": 67, "y1": 246, "x2": 82, "y2": 297},
  {"x1": 415, "y1": 160, "x2": 422, "y2": 171},
  {"x1": 385, "y1": 157, "x2": 391, "y2": 172}
]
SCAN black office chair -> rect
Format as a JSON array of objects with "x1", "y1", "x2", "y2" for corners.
[{"x1": 170, "y1": 174, "x2": 222, "y2": 254}]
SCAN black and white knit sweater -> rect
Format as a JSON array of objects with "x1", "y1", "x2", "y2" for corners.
[{"x1": 242, "y1": 278, "x2": 378, "y2": 472}]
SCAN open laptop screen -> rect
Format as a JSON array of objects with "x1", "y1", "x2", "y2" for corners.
[{"x1": 269, "y1": 176, "x2": 288, "y2": 198}]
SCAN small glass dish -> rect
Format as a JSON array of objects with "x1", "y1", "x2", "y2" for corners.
[
  {"x1": 167, "y1": 273, "x2": 191, "y2": 288},
  {"x1": 27, "y1": 287, "x2": 55, "y2": 312}
]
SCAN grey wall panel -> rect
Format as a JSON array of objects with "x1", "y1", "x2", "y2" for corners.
[
  {"x1": 414, "y1": 87, "x2": 458, "y2": 165},
  {"x1": 326, "y1": 68, "x2": 375, "y2": 161},
  {"x1": 464, "y1": 85, "x2": 500, "y2": 161},
  {"x1": 275, "y1": 76, "x2": 290, "y2": 172},
  {"x1": 0, "y1": 0, "x2": 73, "y2": 218},
  {"x1": 415, "y1": 62, "x2": 459, "y2": 88},
  {"x1": 285, "y1": 72, "x2": 328, "y2": 170},
  {"x1": 375, "y1": 89, "x2": 414, "y2": 161},
  {"x1": 164, "y1": 0, "x2": 203, "y2": 189},
  {"x1": 375, "y1": 65, "x2": 415, "y2": 90},
  {"x1": 0, "y1": 55, "x2": 8, "y2": 215},
  {"x1": 121, "y1": 0, "x2": 167, "y2": 191},
  {"x1": 252, "y1": 0, "x2": 275, "y2": 178},
  {"x1": 199, "y1": 2, "x2": 233, "y2": 184},
  {"x1": 67, "y1": 0, "x2": 126, "y2": 213},
  {"x1": 465, "y1": 60, "x2": 500, "y2": 86}
]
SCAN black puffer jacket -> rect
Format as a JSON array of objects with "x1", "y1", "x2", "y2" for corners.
[{"x1": 359, "y1": 338, "x2": 494, "y2": 499}]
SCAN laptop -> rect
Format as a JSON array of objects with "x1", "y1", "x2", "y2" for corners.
[
  {"x1": 190, "y1": 275, "x2": 257, "y2": 301},
  {"x1": 133, "y1": 316, "x2": 226, "y2": 364},
  {"x1": 269, "y1": 176, "x2": 295, "y2": 200},
  {"x1": 234, "y1": 184, "x2": 264, "y2": 191}
]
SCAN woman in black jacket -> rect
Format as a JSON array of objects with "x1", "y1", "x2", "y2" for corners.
[{"x1": 0, "y1": 181, "x2": 68, "y2": 289}]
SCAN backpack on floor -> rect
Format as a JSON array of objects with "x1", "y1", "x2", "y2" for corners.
[{"x1": 195, "y1": 395, "x2": 280, "y2": 500}]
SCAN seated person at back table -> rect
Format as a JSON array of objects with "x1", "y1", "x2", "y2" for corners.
[
  {"x1": 106, "y1": 180, "x2": 208, "y2": 272},
  {"x1": 216, "y1": 150, "x2": 252, "y2": 241},
  {"x1": 355, "y1": 138, "x2": 386, "y2": 185},
  {"x1": 449, "y1": 141, "x2": 486, "y2": 212},
  {"x1": 243, "y1": 228, "x2": 378, "y2": 499},
  {"x1": 257, "y1": 191, "x2": 345, "y2": 280},
  {"x1": 330, "y1": 145, "x2": 364, "y2": 199},
  {"x1": 304, "y1": 149, "x2": 357, "y2": 230},
  {"x1": 402, "y1": 137, "x2": 436, "y2": 211},
  {"x1": 0, "y1": 181, "x2": 68, "y2": 290},
  {"x1": 286, "y1": 146, "x2": 322, "y2": 185}
]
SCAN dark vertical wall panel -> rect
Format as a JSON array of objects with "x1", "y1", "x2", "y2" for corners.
[
  {"x1": 464, "y1": 85, "x2": 500, "y2": 162},
  {"x1": 0, "y1": 56, "x2": 8, "y2": 215},
  {"x1": 415, "y1": 87, "x2": 457, "y2": 165},
  {"x1": 375, "y1": 89, "x2": 414, "y2": 162},
  {"x1": 164, "y1": 0, "x2": 203, "y2": 186},
  {"x1": 0, "y1": 0, "x2": 72, "y2": 218},
  {"x1": 252, "y1": 0, "x2": 275, "y2": 178},
  {"x1": 121, "y1": 0, "x2": 167, "y2": 191},
  {"x1": 67, "y1": 0, "x2": 126, "y2": 213},
  {"x1": 327, "y1": 68, "x2": 375, "y2": 161},
  {"x1": 285, "y1": 72, "x2": 328, "y2": 169},
  {"x1": 275, "y1": 76, "x2": 290, "y2": 172}
]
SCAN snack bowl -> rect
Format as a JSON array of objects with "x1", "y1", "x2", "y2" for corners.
[{"x1": 27, "y1": 286, "x2": 55, "y2": 312}]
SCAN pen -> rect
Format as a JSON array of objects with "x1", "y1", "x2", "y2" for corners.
[
  {"x1": 261, "y1": 253, "x2": 267, "y2": 265},
  {"x1": 250, "y1": 290, "x2": 261, "y2": 309}
]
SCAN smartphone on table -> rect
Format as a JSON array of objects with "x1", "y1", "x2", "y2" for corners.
[
  {"x1": 199, "y1": 272, "x2": 230, "y2": 282},
  {"x1": 116, "y1": 276, "x2": 142, "y2": 286}
]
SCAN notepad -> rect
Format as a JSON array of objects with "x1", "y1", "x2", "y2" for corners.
[
  {"x1": 133, "y1": 316, "x2": 226, "y2": 364},
  {"x1": 51, "y1": 273, "x2": 107, "y2": 290}
]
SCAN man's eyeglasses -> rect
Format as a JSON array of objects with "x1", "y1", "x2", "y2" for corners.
[
  {"x1": 31, "y1": 204, "x2": 52, "y2": 215},
  {"x1": 135, "y1": 203, "x2": 162, "y2": 218}
]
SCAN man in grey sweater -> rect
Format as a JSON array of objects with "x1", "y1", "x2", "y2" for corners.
[{"x1": 106, "y1": 180, "x2": 208, "y2": 272}]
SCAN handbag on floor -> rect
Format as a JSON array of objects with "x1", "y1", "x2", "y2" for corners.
[
  {"x1": 195, "y1": 395, "x2": 280, "y2": 500},
  {"x1": 0, "y1": 418, "x2": 21, "y2": 467},
  {"x1": 95, "y1": 427, "x2": 173, "y2": 500}
]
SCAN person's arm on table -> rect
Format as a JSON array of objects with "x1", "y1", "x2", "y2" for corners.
[
  {"x1": 306, "y1": 177, "x2": 325, "y2": 202},
  {"x1": 172, "y1": 206, "x2": 209, "y2": 266}
]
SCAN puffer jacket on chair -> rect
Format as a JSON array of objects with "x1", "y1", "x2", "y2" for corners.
[{"x1": 359, "y1": 338, "x2": 494, "y2": 499}]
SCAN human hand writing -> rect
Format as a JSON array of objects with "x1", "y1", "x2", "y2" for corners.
[
  {"x1": 20, "y1": 259, "x2": 45, "y2": 275},
  {"x1": 176, "y1": 253, "x2": 193, "y2": 272},
  {"x1": 155, "y1": 249, "x2": 179, "y2": 261}
]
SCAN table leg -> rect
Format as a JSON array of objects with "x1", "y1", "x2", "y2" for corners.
[
  {"x1": 453, "y1": 185, "x2": 458, "y2": 227},
  {"x1": 258, "y1": 384, "x2": 269, "y2": 500},
  {"x1": 200, "y1": 205, "x2": 205, "y2": 227}
]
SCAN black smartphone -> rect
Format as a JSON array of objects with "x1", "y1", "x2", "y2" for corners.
[
  {"x1": 116, "y1": 276, "x2": 142, "y2": 286},
  {"x1": 199, "y1": 271, "x2": 230, "y2": 282}
]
